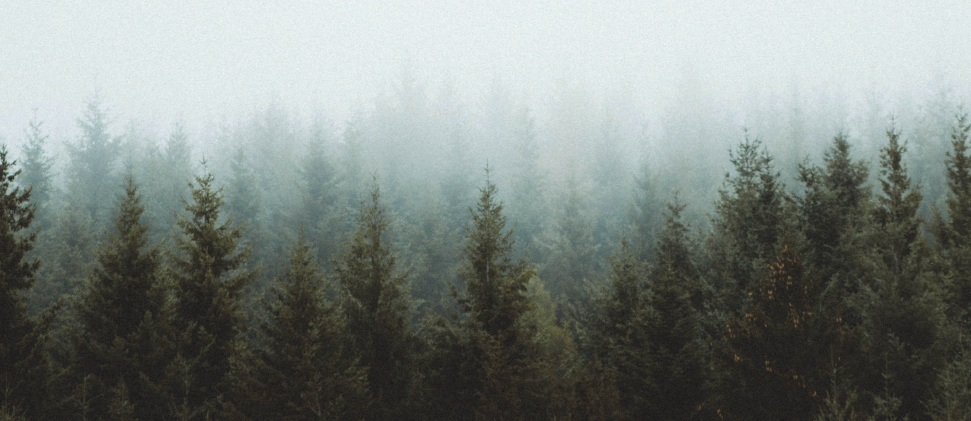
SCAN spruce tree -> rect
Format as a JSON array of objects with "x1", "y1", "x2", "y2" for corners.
[
  {"x1": 932, "y1": 111, "x2": 971, "y2": 324},
  {"x1": 855, "y1": 124, "x2": 948, "y2": 421},
  {"x1": 333, "y1": 182, "x2": 422, "y2": 421},
  {"x1": 256, "y1": 234, "x2": 370, "y2": 420},
  {"x1": 715, "y1": 233, "x2": 850, "y2": 420},
  {"x1": 427, "y1": 172, "x2": 545, "y2": 420},
  {"x1": 0, "y1": 145, "x2": 54, "y2": 420},
  {"x1": 68, "y1": 176, "x2": 172, "y2": 421},
  {"x1": 67, "y1": 92, "x2": 121, "y2": 226},
  {"x1": 169, "y1": 168, "x2": 255, "y2": 416},
  {"x1": 19, "y1": 117, "x2": 55, "y2": 229}
]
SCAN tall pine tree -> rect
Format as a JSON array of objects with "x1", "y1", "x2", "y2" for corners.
[
  {"x1": 169, "y1": 168, "x2": 256, "y2": 417},
  {"x1": 68, "y1": 176, "x2": 173, "y2": 421},
  {"x1": 333, "y1": 182, "x2": 422, "y2": 421}
]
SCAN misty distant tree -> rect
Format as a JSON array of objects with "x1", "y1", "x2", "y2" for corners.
[
  {"x1": 67, "y1": 92, "x2": 121, "y2": 226},
  {"x1": 18, "y1": 116, "x2": 55, "y2": 229},
  {"x1": 426, "y1": 172, "x2": 547, "y2": 420},
  {"x1": 541, "y1": 172, "x2": 599, "y2": 318},
  {"x1": 507, "y1": 105, "x2": 548, "y2": 256},
  {"x1": 628, "y1": 160, "x2": 664, "y2": 264},
  {"x1": 0, "y1": 145, "x2": 55, "y2": 420},
  {"x1": 169, "y1": 168, "x2": 256, "y2": 417},
  {"x1": 225, "y1": 147, "x2": 266, "y2": 273},
  {"x1": 333, "y1": 182, "x2": 423, "y2": 421},
  {"x1": 254, "y1": 234, "x2": 371, "y2": 420},
  {"x1": 854, "y1": 124, "x2": 949, "y2": 421},
  {"x1": 290, "y1": 129, "x2": 344, "y2": 270},
  {"x1": 140, "y1": 123, "x2": 193, "y2": 243},
  {"x1": 67, "y1": 177, "x2": 173, "y2": 421}
]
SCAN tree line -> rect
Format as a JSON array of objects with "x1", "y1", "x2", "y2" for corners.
[{"x1": 3, "y1": 94, "x2": 971, "y2": 420}]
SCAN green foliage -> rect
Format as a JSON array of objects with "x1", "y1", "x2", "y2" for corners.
[
  {"x1": 334, "y1": 182, "x2": 422, "y2": 420},
  {"x1": 715, "y1": 234, "x2": 851, "y2": 420},
  {"x1": 170, "y1": 168, "x2": 256, "y2": 414},
  {"x1": 68, "y1": 176, "x2": 173, "y2": 420},
  {"x1": 0, "y1": 145, "x2": 54, "y2": 420},
  {"x1": 67, "y1": 92, "x2": 121, "y2": 225},
  {"x1": 255, "y1": 234, "x2": 371, "y2": 420},
  {"x1": 932, "y1": 112, "x2": 971, "y2": 324},
  {"x1": 541, "y1": 173, "x2": 600, "y2": 317},
  {"x1": 18, "y1": 117, "x2": 55, "y2": 229}
]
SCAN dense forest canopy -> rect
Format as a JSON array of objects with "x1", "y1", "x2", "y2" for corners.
[{"x1": 5, "y1": 1, "x2": 971, "y2": 420}]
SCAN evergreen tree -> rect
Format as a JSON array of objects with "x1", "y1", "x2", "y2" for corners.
[
  {"x1": 67, "y1": 92, "x2": 121, "y2": 226},
  {"x1": 333, "y1": 182, "x2": 422, "y2": 420},
  {"x1": 708, "y1": 134, "x2": 788, "y2": 315},
  {"x1": 932, "y1": 111, "x2": 971, "y2": 324},
  {"x1": 854, "y1": 124, "x2": 948, "y2": 421},
  {"x1": 68, "y1": 176, "x2": 173, "y2": 421},
  {"x1": 291, "y1": 132, "x2": 344, "y2": 270},
  {"x1": 541, "y1": 172, "x2": 599, "y2": 318},
  {"x1": 644, "y1": 200, "x2": 708, "y2": 420},
  {"x1": 169, "y1": 168, "x2": 256, "y2": 417},
  {"x1": 628, "y1": 161, "x2": 664, "y2": 264},
  {"x1": 715, "y1": 233, "x2": 850, "y2": 420},
  {"x1": 0, "y1": 145, "x2": 54, "y2": 420},
  {"x1": 427, "y1": 172, "x2": 546, "y2": 420},
  {"x1": 18, "y1": 117, "x2": 55, "y2": 229},
  {"x1": 225, "y1": 147, "x2": 265, "y2": 274},
  {"x1": 255, "y1": 234, "x2": 371, "y2": 420},
  {"x1": 798, "y1": 132, "x2": 870, "y2": 291}
]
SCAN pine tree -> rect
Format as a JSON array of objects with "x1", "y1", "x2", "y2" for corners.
[
  {"x1": 644, "y1": 200, "x2": 708, "y2": 420},
  {"x1": 225, "y1": 147, "x2": 265, "y2": 274},
  {"x1": 0, "y1": 145, "x2": 54, "y2": 420},
  {"x1": 19, "y1": 116, "x2": 55, "y2": 229},
  {"x1": 932, "y1": 111, "x2": 971, "y2": 324},
  {"x1": 427, "y1": 171, "x2": 545, "y2": 420},
  {"x1": 67, "y1": 92, "x2": 121, "y2": 225},
  {"x1": 333, "y1": 182, "x2": 422, "y2": 420},
  {"x1": 855, "y1": 123, "x2": 948, "y2": 421},
  {"x1": 291, "y1": 132, "x2": 344, "y2": 270},
  {"x1": 169, "y1": 168, "x2": 255, "y2": 416},
  {"x1": 715, "y1": 233, "x2": 850, "y2": 420},
  {"x1": 798, "y1": 132, "x2": 870, "y2": 292},
  {"x1": 68, "y1": 176, "x2": 173, "y2": 421},
  {"x1": 541, "y1": 172, "x2": 599, "y2": 318},
  {"x1": 709, "y1": 134, "x2": 788, "y2": 315},
  {"x1": 256, "y1": 234, "x2": 371, "y2": 420}
]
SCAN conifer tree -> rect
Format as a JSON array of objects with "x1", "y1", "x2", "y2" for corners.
[
  {"x1": 715, "y1": 233, "x2": 850, "y2": 420},
  {"x1": 0, "y1": 145, "x2": 54, "y2": 420},
  {"x1": 19, "y1": 117, "x2": 55, "y2": 229},
  {"x1": 333, "y1": 182, "x2": 422, "y2": 420},
  {"x1": 256, "y1": 234, "x2": 370, "y2": 420},
  {"x1": 709, "y1": 134, "x2": 787, "y2": 314},
  {"x1": 542, "y1": 172, "x2": 599, "y2": 317},
  {"x1": 644, "y1": 200, "x2": 708, "y2": 420},
  {"x1": 291, "y1": 133, "x2": 343, "y2": 270},
  {"x1": 67, "y1": 92, "x2": 121, "y2": 225},
  {"x1": 225, "y1": 147, "x2": 265, "y2": 274},
  {"x1": 798, "y1": 132, "x2": 870, "y2": 291},
  {"x1": 855, "y1": 124, "x2": 948, "y2": 420},
  {"x1": 427, "y1": 171, "x2": 545, "y2": 420},
  {"x1": 68, "y1": 176, "x2": 172, "y2": 421},
  {"x1": 169, "y1": 168, "x2": 255, "y2": 416},
  {"x1": 932, "y1": 111, "x2": 971, "y2": 323}
]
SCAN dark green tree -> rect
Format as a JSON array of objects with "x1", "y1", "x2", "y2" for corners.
[
  {"x1": 255, "y1": 234, "x2": 371, "y2": 420},
  {"x1": 333, "y1": 182, "x2": 422, "y2": 420},
  {"x1": 68, "y1": 176, "x2": 173, "y2": 421},
  {"x1": 427, "y1": 172, "x2": 546, "y2": 420},
  {"x1": 797, "y1": 132, "x2": 870, "y2": 291},
  {"x1": 0, "y1": 145, "x2": 54, "y2": 420},
  {"x1": 708, "y1": 134, "x2": 788, "y2": 315},
  {"x1": 932, "y1": 111, "x2": 971, "y2": 324},
  {"x1": 854, "y1": 124, "x2": 948, "y2": 421},
  {"x1": 715, "y1": 234, "x2": 851, "y2": 420},
  {"x1": 169, "y1": 168, "x2": 256, "y2": 417}
]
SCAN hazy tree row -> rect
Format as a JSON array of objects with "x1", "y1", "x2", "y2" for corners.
[{"x1": 3, "y1": 86, "x2": 971, "y2": 420}]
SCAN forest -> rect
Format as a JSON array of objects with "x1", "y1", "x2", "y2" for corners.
[{"x1": 3, "y1": 75, "x2": 971, "y2": 421}]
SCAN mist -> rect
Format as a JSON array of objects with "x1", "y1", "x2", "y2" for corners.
[{"x1": 4, "y1": 2, "x2": 971, "y2": 420}]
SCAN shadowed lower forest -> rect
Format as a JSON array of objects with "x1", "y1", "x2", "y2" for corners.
[{"x1": 5, "y1": 84, "x2": 971, "y2": 421}]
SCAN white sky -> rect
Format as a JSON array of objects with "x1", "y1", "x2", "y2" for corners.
[{"x1": 2, "y1": 0, "x2": 970, "y2": 142}]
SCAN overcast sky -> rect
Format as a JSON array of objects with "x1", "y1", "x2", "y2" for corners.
[{"x1": 2, "y1": 0, "x2": 970, "y2": 142}]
